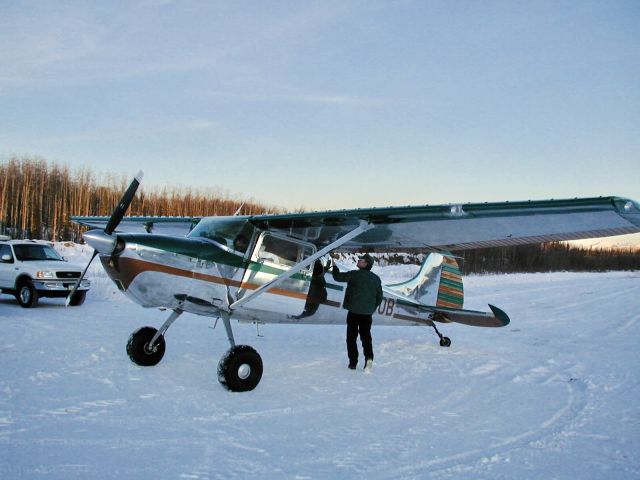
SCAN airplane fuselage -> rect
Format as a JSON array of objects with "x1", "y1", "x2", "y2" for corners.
[{"x1": 99, "y1": 234, "x2": 433, "y2": 328}]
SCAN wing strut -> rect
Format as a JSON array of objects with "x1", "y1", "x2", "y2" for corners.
[{"x1": 229, "y1": 220, "x2": 373, "y2": 311}]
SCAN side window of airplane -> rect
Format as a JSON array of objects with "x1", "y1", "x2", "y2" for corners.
[{"x1": 255, "y1": 233, "x2": 315, "y2": 269}]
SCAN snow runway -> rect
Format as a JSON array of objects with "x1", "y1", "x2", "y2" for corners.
[{"x1": 1, "y1": 267, "x2": 639, "y2": 479}]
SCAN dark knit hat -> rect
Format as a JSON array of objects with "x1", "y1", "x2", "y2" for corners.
[{"x1": 359, "y1": 253, "x2": 374, "y2": 270}]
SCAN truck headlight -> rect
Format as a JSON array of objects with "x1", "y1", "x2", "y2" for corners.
[{"x1": 36, "y1": 271, "x2": 56, "y2": 279}]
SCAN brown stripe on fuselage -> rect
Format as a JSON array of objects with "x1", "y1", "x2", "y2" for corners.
[{"x1": 101, "y1": 256, "x2": 341, "y2": 306}]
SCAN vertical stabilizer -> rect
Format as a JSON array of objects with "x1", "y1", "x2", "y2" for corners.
[
  {"x1": 435, "y1": 256, "x2": 464, "y2": 308},
  {"x1": 387, "y1": 254, "x2": 464, "y2": 308}
]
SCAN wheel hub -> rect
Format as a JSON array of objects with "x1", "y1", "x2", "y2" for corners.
[
  {"x1": 20, "y1": 288, "x2": 30, "y2": 303},
  {"x1": 237, "y1": 364, "x2": 251, "y2": 380},
  {"x1": 143, "y1": 342, "x2": 157, "y2": 355}
]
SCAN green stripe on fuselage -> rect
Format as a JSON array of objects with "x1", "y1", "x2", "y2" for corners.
[{"x1": 119, "y1": 233, "x2": 343, "y2": 288}]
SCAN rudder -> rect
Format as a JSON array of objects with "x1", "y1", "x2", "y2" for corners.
[
  {"x1": 387, "y1": 253, "x2": 464, "y2": 308},
  {"x1": 435, "y1": 256, "x2": 464, "y2": 308}
]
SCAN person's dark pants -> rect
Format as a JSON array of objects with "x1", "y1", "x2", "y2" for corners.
[{"x1": 346, "y1": 311, "x2": 373, "y2": 366}]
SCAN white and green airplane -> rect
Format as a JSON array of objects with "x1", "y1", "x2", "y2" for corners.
[{"x1": 70, "y1": 172, "x2": 640, "y2": 392}]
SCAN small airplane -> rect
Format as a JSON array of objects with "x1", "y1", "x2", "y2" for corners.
[{"x1": 69, "y1": 172, "x2": 640, "y2": 391}]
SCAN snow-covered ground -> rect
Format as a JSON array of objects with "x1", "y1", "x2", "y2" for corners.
[{"x1": 1, "y1": 244, "x2": 639, "y2": 479}]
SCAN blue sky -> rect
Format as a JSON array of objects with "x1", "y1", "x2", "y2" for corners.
[{"x1": 1, "y1": 1, "x2": 639, "y2": 217}]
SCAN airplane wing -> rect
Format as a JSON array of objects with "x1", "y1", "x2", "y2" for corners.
[
  {"x1": 249, "y1": 196, "x2": 640, "y2": 251},
  {"x1": 71, "y1": 216, "x2": 200, "y2": 236}
]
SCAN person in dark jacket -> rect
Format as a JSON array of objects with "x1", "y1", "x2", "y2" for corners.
[{"x1": 331, "y1": 253, "x2": 383, "y2": 370}]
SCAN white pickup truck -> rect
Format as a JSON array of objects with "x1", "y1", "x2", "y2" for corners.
[{"x1": 0, "y1": 238, "x2": 90, "y2": 308}]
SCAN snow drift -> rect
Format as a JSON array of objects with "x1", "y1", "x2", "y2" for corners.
[{"x1": 0, "y1": 243, "x2": 638, "y2": 479}]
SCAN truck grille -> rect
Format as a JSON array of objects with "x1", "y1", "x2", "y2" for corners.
[{"x1": 56, "y1": 271, "x2": 81, "y2": 279}]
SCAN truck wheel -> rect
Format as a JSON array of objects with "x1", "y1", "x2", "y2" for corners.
[
  {"x1": 17, "y1": 282, "x2": 39, "y2": 308},
  {"x1": 68, "y1": 290, "x2": 86, "y2": 306}
]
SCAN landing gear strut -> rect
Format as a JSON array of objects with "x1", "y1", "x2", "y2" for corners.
[{"x1": 125, "y1": 307, "x2": 263, "y2": 392}]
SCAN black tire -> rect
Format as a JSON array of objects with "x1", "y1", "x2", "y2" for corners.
[
  {"x1": 217, "y1": 345, "x2": 263, "y2": 392},
  {"x1": 16, "y1": 282, "x2": 39, "y2": 308},
  {"x1": 126, "y1": 327, "x2": 166, "y2": 366},
  {"x1": 68, "y1": 290, "x2": 86, "y2": 306},
  {"x1": 440, "y1": 337, "x2": 452, "y2": 347}
]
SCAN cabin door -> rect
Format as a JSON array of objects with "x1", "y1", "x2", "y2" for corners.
[{"x1": 237, "y1": 232, "x2": 316, "y2": 316}]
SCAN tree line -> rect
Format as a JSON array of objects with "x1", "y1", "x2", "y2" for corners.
[
  {"x1": 0, "y1": 155, "x2": 278, "y2": 242},
  {"x1": 455, "y1": 242, "x2": 640, "y2": 274},
  {"x1": 2, "y1": 155, "x2": 637, "y2": 272},
  {"x1": 355, "y1": 244, "x2": 639, "y2": 273}
]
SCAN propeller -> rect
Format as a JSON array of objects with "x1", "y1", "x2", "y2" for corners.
[{"x1": 66, "y1": 171, "x2": 144, "y2": 306}]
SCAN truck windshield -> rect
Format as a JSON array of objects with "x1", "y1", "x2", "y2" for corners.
[{"x1": 13, "y1": 244, "x2": 64, "y2": 261}]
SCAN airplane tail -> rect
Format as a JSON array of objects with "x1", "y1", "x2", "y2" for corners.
[{"x1": 387, "y1": 253, "x2": 464, "y2": 308}]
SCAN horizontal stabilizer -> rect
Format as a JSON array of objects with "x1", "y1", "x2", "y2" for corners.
[{"x1": 424, "y1": 303, "x2": 511, "y2": 328}]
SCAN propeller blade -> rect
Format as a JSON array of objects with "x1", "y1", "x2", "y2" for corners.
[
  {"x1": 67, "y1": 170, "x2": 143, "y2": 306},
  {"x1": 104, "y1": 170, "x2": 144, "y2": 235},
  {"x1": 66, "y1": 250, "x2": 98, "y2": 307}
]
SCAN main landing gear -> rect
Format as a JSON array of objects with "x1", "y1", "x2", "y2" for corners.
[
  {"x1": 125, "y1": 308, "x2": 263, "y2": 392},
  {"x1": 217, "y1": 345, "x2": 263, "y2": 392},
  {"x1": 215, "y1": 312, "x2": 263, "y2": 392}
]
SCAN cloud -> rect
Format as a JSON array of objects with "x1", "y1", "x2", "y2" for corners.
[
  {"x1": 0, "y1": 2, "x2": 358, "y2": 94},
  {"x1": 0, "y1": 5, "x2": 103, "y2": 92},
  {"x1": 199, "y1": 88, "x2": 365, "y2": 106}
]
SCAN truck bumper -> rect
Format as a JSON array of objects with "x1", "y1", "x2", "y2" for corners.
[{"x1": 33, "y1": 279, "x2": 91, "y2": 296}]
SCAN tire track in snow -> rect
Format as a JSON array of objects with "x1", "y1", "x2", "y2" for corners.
[{"x1": 391, "y1": 377, "x2": 588, "y2": 478}]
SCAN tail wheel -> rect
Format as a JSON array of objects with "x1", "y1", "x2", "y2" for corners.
[
  {"x1": 217, "y1": 345, "x2": 263, "y2": 392},
  {"x1": 439, "y1": 337, "x2": 452, "y2": 347},
  {"x1": 126, "y1": 326, "x2": 166, "y2": 366},
  {"x1": 17, "y1": 282, "x2": 39, "y2": 308}
]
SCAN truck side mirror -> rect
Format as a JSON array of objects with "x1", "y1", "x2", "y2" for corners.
[{"x1": 1, "y1": 254, "x2": 13, "y2": 263}]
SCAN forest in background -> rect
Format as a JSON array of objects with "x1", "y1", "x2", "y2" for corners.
[
  {"x1": 455, "y1": 242, "x2": 639, "y2": 273},
  {"x1": 1, "y1": 155, "x2": 638, "y2": 272},
  {"x1": 0, "y1": 156, "x2": 278, "y2": 242}
]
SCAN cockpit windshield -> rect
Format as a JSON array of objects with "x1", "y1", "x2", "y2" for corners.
[{"x1": 188, "y1": 217, "x2": 255, "y2": 254}]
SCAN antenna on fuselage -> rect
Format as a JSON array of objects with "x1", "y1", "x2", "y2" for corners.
[{"x1": 234, "y1": 203, "x2": 245, "y2": 216}]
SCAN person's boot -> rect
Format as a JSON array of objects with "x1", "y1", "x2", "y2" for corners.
[{"x1": 364, "y1": 358, "x2": 373, "y2": 372}]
